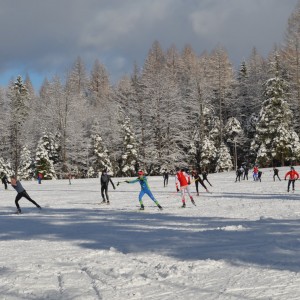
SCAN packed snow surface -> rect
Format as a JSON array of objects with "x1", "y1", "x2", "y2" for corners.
[{"x1": 1, "y1": 167, "x2": 300, "y2": 299}]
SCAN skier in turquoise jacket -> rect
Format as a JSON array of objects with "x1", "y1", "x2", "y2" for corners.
[{"x1": 126, "y1": 170, "x2": 163, "y2": 211}]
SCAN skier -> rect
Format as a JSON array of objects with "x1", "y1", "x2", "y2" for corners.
[
  {"x1": 100, "y1": 169, "x2": 115, "y2": 204},
  {"x1": 68, "y1": 173, "x2": 72, "y2": 185},
  {"x1": 37, "y1": 172, "x2": 43, "y2": 184},
  {"x1": 235, "y1": 167, "x2": 243, "y2": 182},
  {"x1": 253, "y1": 165, "x2": 259, "y2": 181},
  {"x1": 202, "y1": 170, "x2": 212, "y2": 187},
  {"x1": 176, "y1": 168, "x2": 196, "y2": 207},
  {"x1": 1, "y1": 173, "x2": 10, "y2": 190},
  {"x1": 273, "y1": 167, "x2": 281, "y2": 181},
  {"x1": 125, "y1": 170, "x2": 163, "y2": 210},
  {"x1": 285, "y1": 166, "x2": 299, "y2": 193},
  {"x1": 258, "y1": 170, "x2": 262, "y2": 182},
  {"x1": 10, "y1": 175, "x2": 41, "y2": 214},
  {"x1": 162, "y1": 169, "x2": 169, "y2": 187},
  {"x1": 243, "y1": 165, "x2": 249, "y2": 180},
  {"x1": 191, "y1": 169, "x2": 209, "y2": 196}
]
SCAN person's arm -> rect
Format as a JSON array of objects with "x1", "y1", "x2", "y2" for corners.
[
  {"x1": 109, "y1": 177, "x2": 116, "y2": 189},
  {"x1": 126, "y1": 178, "x2": 139, "y2": 184}
]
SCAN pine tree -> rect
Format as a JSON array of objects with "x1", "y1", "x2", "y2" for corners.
[
  {"x1": 89, "y1": 122, "x2": 113, "y2": 176},
  {"x1": 121, "y1": 116, "x2": 138, "y2": 176},
  {"x1": 200, "y1": 136, "x2": 217, "y2": 172},
  {"x1": 215, "y1": 142, "x2": 233, "y2": 172},
  {"x1": 35, "y1": 134, "x2": 56, "y2": 179},
  {"x1": 7, "y1": 76, "x2": 30, "y2": 176},
  {"x1": 18, "y1": 146, "x2": 33, "y2": 180},
  {"x1": 251, "y1": 54, "x2": 300, "y2": 166}
]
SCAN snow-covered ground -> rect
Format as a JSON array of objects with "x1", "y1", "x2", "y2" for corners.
[{"x1": 1, "y1": 167, "x2": 300, "y2": 300}]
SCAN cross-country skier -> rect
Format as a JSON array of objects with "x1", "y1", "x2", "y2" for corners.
[
  {"x1": 273, "y1": 167, "x2": 281, "y2": 181},
  {"x1": 176, "y1": 168, "x2": 195, "y2": 208},
  {"x1": 202, "y1": 170, "x2": 212, "y2": 186},
  {"x1": 162, "y1": 169, "x2": 169, "y2": 187},
  {"x1": 1, "y1": 173, "x2": 10, "y2": 190},
  {"x1": 285, "y1": 166, "x2": 299, "y2": 193},
  {"x1": 125, "y1": 170, "x2": 163, "y2": 210},
  {"x1": 258, "y1": 170, "x2": 262, "y2": 182},
  {"x1": 100, "y1": 169, "x2": 115, "y2": 204},
  {"x1": 243, "y1": 165, "x2": 249, "y2": 180},
  {"x1": 191, "y1": 169, "x2": 209, "y2": 196},
  {"x1": 10, "y1": 175, "x2": 41, "y2": 214},
  {"x1": 235, "y1": 167, "x2": 243, "y2": 182},
  {"x1": 253, "y1": 165, "x2": 259, "y2": 181},
  {"x1": 37, "y1": 172, "x2": 43, "y2": 184}
]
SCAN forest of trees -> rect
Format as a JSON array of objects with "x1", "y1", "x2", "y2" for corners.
[{"x1": 2, "y1": 3, "x2": 300, "y2": 179}]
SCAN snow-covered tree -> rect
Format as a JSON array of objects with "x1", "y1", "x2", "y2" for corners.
[
  {"x1": 251, "y1": 57, "x2": 300, "y2": 166},
  {"x1": 0, "y1": 157, "x2": 12, "y2": 177},
  {"x1": 215, "y1": 142, "x2": 233, "y2": 172},
  {"x1": 200, "y1": 136, "x2": 217, "y2": 171},
  {"x1": 18, "y1": 146, "x2": 33, "y2": 180},
  {"x1": 7, "y1": 76, "x2": 30, "y2": 176},
  {"x1": 90, "y1": 133, "x2": 113, "y2": 176},
  {"x1": 35, "y1": 134, "x2": 56, "y2": 179},
  {"x1": 121, "y1": 116, "x2": 139, "y2": 176}
]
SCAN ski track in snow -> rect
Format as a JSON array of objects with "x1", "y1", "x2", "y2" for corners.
[{"x1": 1, "y1": 167, "x2": 300, "y2": 299}]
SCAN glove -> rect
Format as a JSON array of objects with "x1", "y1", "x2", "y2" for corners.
[
  {"x1": 188, "y1": 181, "x2": 191, "y2": 185},
  {"x1": 176, "y1": 188, "x2": 179, "y2": 192}
]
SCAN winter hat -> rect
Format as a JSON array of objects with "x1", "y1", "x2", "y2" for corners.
[
  {"x1": 291, "y1": 166, "x2": 295, "y2": 170},
  {"x1": 138, "y1": 170, "x2": 144, "y2": 176}
]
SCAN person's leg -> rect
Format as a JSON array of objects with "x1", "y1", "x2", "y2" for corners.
[
  {"x1": 15, "y1": 193, "x2": 23, "y2": 213},
  {"x1": 181, "y1": 188, "x2": 186, "y2": 206},
  {"x1": 101, "y1": 186, "x2": 106, "y2": 202},
  {"x1": 288, "y1": 180, "x2": 292, "y2": 192},
  {"x1": 273, "y1": 175, "x2": 275, "y2": 182},
  {"x1": 292, "y1": 180, "x2": 295, "y2": 191},
  {"x1": 195, "y1": 181, "x2": 199, "y2": 195},
  {"x1": 145, "y1": 190, "x2": 162, "y2": 209},
  {"x1": 104, "y1": 187, "x2": 109, "y2": 202},
  {"x1": 22, "y1": 191, "x2": 41, "y2": 208},
  {"x1": 138, "y1": 190, "x2": 146, "y2": 209}
]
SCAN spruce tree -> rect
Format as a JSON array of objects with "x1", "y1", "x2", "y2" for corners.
[
  {"x1": 252, "y1": 55, "x2": 300, "y2": 166},
  {"x1": 121, "y1": 116, "x2": 139, "y2": 176},
  {"x1": 215, "y1": 143, "x2": 233, "y2": 172}
]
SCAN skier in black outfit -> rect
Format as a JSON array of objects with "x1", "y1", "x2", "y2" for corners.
[
  {"x1": 273, "y1": 167, "x2": 281, "y2": 181},
  {"x1": 235, "y1": 167, "x2": 243, "y2": 182},
  {"x1": 243, "y1": 166, "x2": 249, "y2": 180},
  {"x1": 202, "y1": 170, "x2": 212, "y2": 186},
  {"x1": 1, "y1": 173, "x2": 9, "y2": 190},
  {"x1": 191, "y1": 169, "x2": 209, "y2": 196},
  {"x1": 10, "y1": 175, "x2": 41, "y2": 214},
  {"x1": 100, "y1": 169, "x2": 115, "y2": 204},
  {"x1": 258, "y1": 170, "x2": 262, "y2": 182},
  {"x1": 163, "y1": 169, "x2": 169, "y2": 187}
]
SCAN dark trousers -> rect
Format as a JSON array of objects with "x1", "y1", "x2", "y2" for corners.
[
  {"x1": 243, "y1": 173, "x2": 248, "y2": 180},
  {"x1": 15, "y1": 191, "x2": 40, "y2": 211},
  {"x1": 101, "y1": 185, "x2": 109, "y2": 201},
  {"x1": 3, "y1": 182, "x2": 7, "y2": 189},
  {"x1": 288, "y1": 180, "x2": 295, "y2": 191},
  {"x1": 273, "y1": 174, "x2": 281, "y2": 181},
  {"x1": 203, "y1": 178, "x2": 212, "y2": 186},
  {"x1": 164, "y1": 177, "x2": 168, "y2": 187}
]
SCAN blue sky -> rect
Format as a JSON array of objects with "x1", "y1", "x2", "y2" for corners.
[{"x1": 0, "y1": 0, "x2": 298, "y2": 91}]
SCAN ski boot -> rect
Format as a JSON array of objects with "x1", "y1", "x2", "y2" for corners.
[
  {"x1": 139, "y1": 204, "x2": 145, "y2": 210},
  {"x1": 100, "y1": 200, "x2": 106, "y2": 204},
  {"x1": 157, "y1": 204, "x2": 163, "y2": 210},
  {"x1": 107, "y1": 201, "x2": 110, "y2": 205},
  {"x1": 181, "y1": 203, "x2": 186, "y2": 208}
]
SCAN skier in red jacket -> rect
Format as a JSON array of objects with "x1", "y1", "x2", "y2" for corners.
[
  {"x1": 175, "y1": 168, "x2": 196, "y2": 208},
  {"x1": 285, "y1": 166, "x2": 299, "y2": 192}
]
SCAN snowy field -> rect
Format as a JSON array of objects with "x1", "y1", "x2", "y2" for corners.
[{"x1": 1, "y1": 167, "x2": 300, "y2": 300}]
